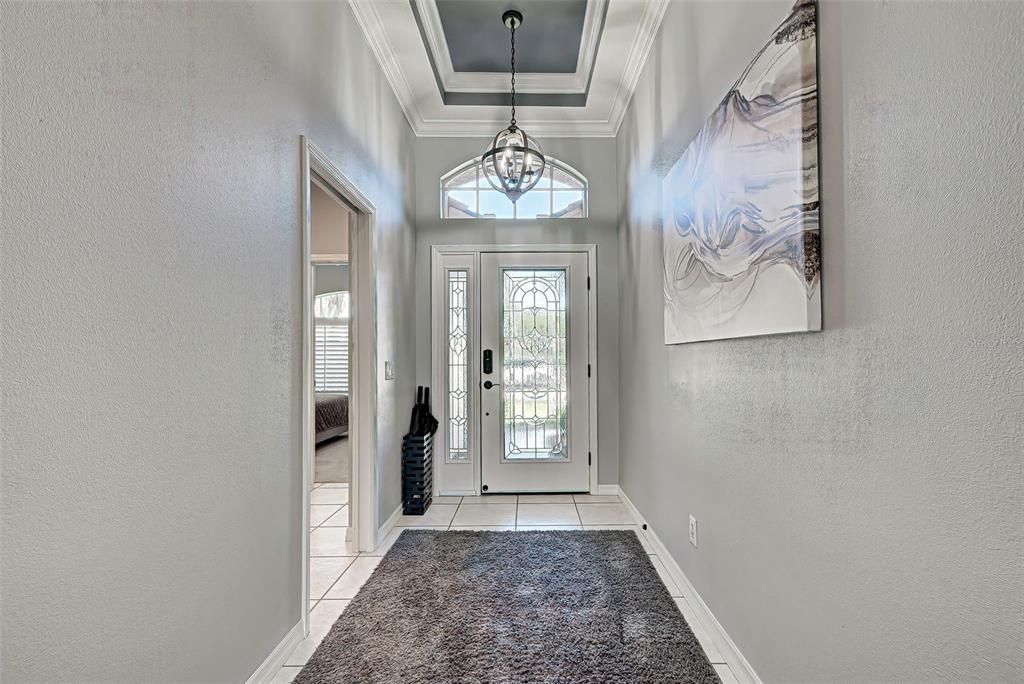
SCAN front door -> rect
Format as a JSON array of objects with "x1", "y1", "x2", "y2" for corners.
[{"x1": 479, "y1": 252, "x2": 591, "y2": 493}]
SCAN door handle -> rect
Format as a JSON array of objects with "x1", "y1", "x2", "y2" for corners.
[{"x1": 483, "y1": 380, "x2": 500, "y2": 389}]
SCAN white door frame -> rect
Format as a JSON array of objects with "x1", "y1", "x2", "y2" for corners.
[
  {"x1": 301, "y1": 137, "x2": 379, "y2": 636},
  {"x1": 430, "y1": 244, "x2": 599, "y2": 496}
]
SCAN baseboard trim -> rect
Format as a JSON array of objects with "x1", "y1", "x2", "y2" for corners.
[
  {"x1": 376, "y1": 504, "x2": 402, "y2": 548},
  {"x1": 618, "y1": 488, "x2": 762, "y2": 684},
  {"x1": 245, "y1": 620, "x2": 303, "y2": 684},
  {"x1": 597, "y1": 483, "x2": 620, "y2": 496}
]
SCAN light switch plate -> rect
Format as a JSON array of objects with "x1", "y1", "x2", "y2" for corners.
[{"x1": 384, "y1": 361, "x2": 395, "y2": 380}]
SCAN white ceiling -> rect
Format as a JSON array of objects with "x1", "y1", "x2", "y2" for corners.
[{"x1": 349, "y1": 0, "x2": 670, "y2": 137}]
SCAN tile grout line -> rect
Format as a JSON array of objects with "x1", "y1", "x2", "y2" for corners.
[
  {"x1": 310, "y1": 503, "x2": 346, "y2": 532},
  {"x1": 321, "y1": 503, "x2": 348, "y2": 528},
  {"x1": 317, "y1": 554, "x2": 360, "y2": 602},
  {"x1": 449, "y1": 497, "x2": 463, "y2": 530}
]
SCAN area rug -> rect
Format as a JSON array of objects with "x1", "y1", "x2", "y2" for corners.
[{"x1": 295, "y1": 530, "x2": 720, "y2": 683}]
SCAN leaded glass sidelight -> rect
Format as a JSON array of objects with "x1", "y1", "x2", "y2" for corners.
[
  {"x1": 501, "y1": 269, "x2": 569, "y2": 461},
  {"x1": 446, "y1": 270, "x2": 470, "y2": 462}
]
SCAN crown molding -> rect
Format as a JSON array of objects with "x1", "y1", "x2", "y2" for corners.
[
  {"x1": 349, "y1": 0, "x2": 668, "y2": 138},
  {"x1": 348, "y1": 0, "x2": 424, "y2": 133},
  {"x1": 608, "y1": 0, "x2": 670, "y2": 137},
  {"x1": 412, "y1": 117, "x2": 624, "y2": 138}
]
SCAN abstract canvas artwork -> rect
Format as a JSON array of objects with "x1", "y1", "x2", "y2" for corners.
[{"x1": 663, "y1": 0, "x2": 821, "y2": 344}]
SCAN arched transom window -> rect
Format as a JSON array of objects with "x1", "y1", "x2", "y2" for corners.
[{"x1": 441, "y1": 157, "x2": 588, "y2": 219}]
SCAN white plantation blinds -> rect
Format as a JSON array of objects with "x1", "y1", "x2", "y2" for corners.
[
  {"x1": 314, "y1": 291, "x2": 350, "y2": 393},
  {"x1": 314, "y1": 324, "x2": 348, "y2": 392}
]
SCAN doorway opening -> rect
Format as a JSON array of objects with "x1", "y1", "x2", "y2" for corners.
[
  {"x1": 310, "y1": 178, "x2": 354, "y2": 536},
  {"x1": 300, "y1": 138, "x2": 378, "y2": 637},
  {"x1": 430, "y1": 246, "x2": 598, "y2": 497}
]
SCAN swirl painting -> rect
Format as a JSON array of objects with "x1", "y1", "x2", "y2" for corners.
[{"x1": 663, "y1": 0, "x2": 821, "y2": 344}]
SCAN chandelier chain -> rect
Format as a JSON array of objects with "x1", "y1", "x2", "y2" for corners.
[
  {"x1": 481, "y1": 10, "x2": 544, "y2": 203},
  {"x1": 509, "y1": 21, "x2": 516, "y2": 127}
]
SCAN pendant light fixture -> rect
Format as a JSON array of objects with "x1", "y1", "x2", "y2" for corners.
[{"x1": 481, "y1": 9, "x2": 546, "y2": 203}]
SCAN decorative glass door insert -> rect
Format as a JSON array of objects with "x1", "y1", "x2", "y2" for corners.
[
  {"x1": 501, "y1": 269, "x2": 568, "y2": 461},
  {"x1": 480, "y1": 252, "x2": 590, "y2": 493}
]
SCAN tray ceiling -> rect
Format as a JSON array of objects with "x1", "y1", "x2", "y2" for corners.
[
  {"x1": 438, "y1": 0, "x2": 587, "y2": 74},
  {"x1": 349, "y1": 0, "x2": 670, "y2": 137}
]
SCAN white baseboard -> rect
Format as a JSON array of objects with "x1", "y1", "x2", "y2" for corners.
[
  {"x1": 245, "y1": 620, "x2": 303, "y2": 684},
  {"x1": 618, "y1": 488, "x2": 762, "y2": 684},
  {"x1": 597, "y1": 484, "x2": 620, "y2": 496},
  {"x1": 376, "y1": 504, "x2": 402, "y2": 548}
]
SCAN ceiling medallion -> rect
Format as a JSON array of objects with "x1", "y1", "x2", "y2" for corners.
[{"x1": 480, "y1": 9, "x2": 546, "y2": 203}]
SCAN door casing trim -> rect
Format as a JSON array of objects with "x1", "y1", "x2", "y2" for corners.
[{"x1": 430, "y1": 244, "x2": 599, "y2": 496}]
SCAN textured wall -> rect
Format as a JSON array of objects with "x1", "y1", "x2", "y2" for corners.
[
  {"x1": 0, "y1": 2, "x2": 415, "y2": 682},
  {"x1": 616, "y1": 0, "x2": 1024, "y2": 681},
  {"x1": 310, "y1": 183, "x2": 350, "y2": 256},
  {"x1": 413, "y1": 136, "x2": 621, "y2": 485}
]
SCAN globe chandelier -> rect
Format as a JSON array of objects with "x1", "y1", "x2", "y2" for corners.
[{"x1": 480, "y1": 9, "x2": 546, "y2": 203}]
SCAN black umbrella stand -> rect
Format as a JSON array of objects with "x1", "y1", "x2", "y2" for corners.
[{"x1": 402, "y1": 386, "x2": 438, "y2": 515}]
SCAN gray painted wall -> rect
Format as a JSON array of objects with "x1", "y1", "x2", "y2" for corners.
[
  {"x1": 315, "y1": 264, "x2": 350, "y2": 298},
  {"x1": 413, "y1": 137, "x2": 621, "y2": 485},
  {"x1": 0, "y1": 2, "x2": 415, "y2": 682},
  {"x1": 616, "y1": 1, "x2": 1024, "y2": 681},
  {"x1": 310, "y1": 181, "x2": 350, "y2": 256}
]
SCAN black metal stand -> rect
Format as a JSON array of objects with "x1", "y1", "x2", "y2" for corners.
[{"x1": 402, "y1": 433, "x2": 432, "y2": 515}]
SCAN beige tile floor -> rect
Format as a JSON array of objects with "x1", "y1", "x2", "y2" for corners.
[{"x1": 279, "y1": 488, "x2": 744, "y2": 683}]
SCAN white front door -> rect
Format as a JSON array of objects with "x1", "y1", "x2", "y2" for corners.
[{"x1": 479, "y1": 252, "x2": 591, "y2": 493}]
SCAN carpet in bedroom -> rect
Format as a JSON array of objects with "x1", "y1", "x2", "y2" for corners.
[{"x1": 314, "y1": 436, "x2": 350, "y2": 484}]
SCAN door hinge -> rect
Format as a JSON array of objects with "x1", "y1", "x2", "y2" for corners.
[
  {"x1": 587, "y1": 364, "x2": 591, "y2": 378},
  {"x1": 587, "y1": 276, "x2": 591, "y2": 290},
  {"x1": 588, "y1": 452, "x2": 592, "y2": 466}
]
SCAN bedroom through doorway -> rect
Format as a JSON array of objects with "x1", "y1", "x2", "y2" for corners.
[{"x1": 309, "y1": 177, "x2": 355, "y2": 569}]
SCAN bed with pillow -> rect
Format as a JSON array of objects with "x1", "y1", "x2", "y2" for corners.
[{"x1": 315, "y1": 393, "x2": 349, "y2": 443}]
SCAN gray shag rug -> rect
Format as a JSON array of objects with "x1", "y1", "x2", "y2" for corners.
[{"x1": 295, "y1": 530, "x2": 720, "y2": 683}]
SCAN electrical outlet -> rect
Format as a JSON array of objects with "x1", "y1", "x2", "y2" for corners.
[
  {"x1": 384, "y1": 361, "x2": 395, "y2": 380},
  {"x1": 688, "y1": 515, "x2": 698, "y2": 548}
]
